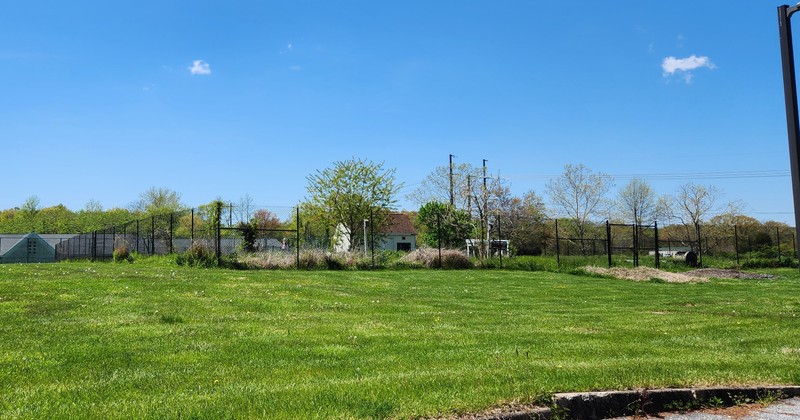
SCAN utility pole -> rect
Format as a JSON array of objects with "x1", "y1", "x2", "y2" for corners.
[
  {"x1": 778, "y1": 4, "x2": 800, "y2": 270},
  {"x1": 449, "y1": 154, "x2": 455, "y2": 208},
  {"x1": 466, "y1": 175, "x2": 472, "y2": 217}
]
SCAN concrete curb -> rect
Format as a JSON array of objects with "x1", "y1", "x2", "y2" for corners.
[{"x1": 485, "y1": 386, "x2": 800, "y2": 420}]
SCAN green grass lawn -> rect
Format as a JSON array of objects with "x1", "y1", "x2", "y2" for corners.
[{"x1": 1, "y1": 262, "x2": 799, "y2": 418}]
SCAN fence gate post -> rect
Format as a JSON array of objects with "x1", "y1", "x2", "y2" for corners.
[
  {"x1": 606, "y1": 220, "x2": 612, "y2": 268},
  {"x1": 169, "y1": 213, "x2": 174, "y2": 254},
  {"x1": 654, "y1": 221, "x2": 660, "y2": 269}
]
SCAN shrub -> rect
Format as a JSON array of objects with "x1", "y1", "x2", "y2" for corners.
[
  {"x1": 176, "y1": 241, "x2": 217, "y2": 268},
  {"x1": 113, "y1": 246, "x2": 132, "y2": 263},
  {"x1": 741, "y1": 258, "x2": 797, "y2": 269}
]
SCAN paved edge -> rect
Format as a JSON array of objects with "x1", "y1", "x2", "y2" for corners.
[{"x1": 486, "y1": 386, "x2": 800, "y2": 420}]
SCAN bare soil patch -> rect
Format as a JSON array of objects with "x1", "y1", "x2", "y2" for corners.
[
  {"x1": 582, "y1": 266, "x2": 707, "y2": 283},
  {"x1": 685, "y1": 268, "x2": 775, "y2": 279}
]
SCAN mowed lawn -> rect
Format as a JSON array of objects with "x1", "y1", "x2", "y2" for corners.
[{"x1": 1, "y1": 262, "x2": 799, "y2": 418}]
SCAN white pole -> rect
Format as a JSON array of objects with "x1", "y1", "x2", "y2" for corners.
[{"x1": 363, "y1": 219, "x2": 368, "y2": 255}]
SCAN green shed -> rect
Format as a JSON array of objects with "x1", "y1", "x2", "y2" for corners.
[{"x1": 0, "y1": 232, "x2": 56, "y2": 263}]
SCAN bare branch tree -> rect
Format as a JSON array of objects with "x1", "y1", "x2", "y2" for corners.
[
  {"x1": 615, "y1": 178, "x2": 656, "y2": 226},
  {"x1": 674, "y1": 182, "x2": 720, "y2": 246},
  {"x1": 546, "y1": 164, "x2": 612, "y2": 253}
]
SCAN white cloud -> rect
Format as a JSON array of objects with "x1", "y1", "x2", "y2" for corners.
[
  {"x1": 662, "y1": 55, "x2": 714, "y2": 74},
  {"x1": 661, "y1": 55, "x2": 715, "y2": 82},
  {"x1": 188, "y1": 60, "x2": 211, "y2": 75}
]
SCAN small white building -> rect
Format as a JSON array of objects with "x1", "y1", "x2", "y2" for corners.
[
  {"x1": 332, "y1": 213, "x2": 417, "y2": 252},
  {"x1": 379, "y1": 213, "x2": 417, "y2": 252}
]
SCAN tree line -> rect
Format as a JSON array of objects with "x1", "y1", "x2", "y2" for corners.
[
  {"x1": 3, "y1": 159, "x2": 792, "y2": 260},
  {"x1": 0, "y1": 187, "x2": 185, "y2": 234}
]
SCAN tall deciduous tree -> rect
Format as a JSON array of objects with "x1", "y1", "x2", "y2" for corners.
[
  {"x1": 673, "y1": 182, "x2": 720, "y2": 245},
  {"x1": 131, "y1": 187, "x2": 185, "y2": 215},
  {"x1": 304, "y1": 158, "x2": 401, "y2": 252},
  {"x1": 501, "y1": 190, "x2": 550, "y2": 256},
  {"x1": 546, "y1": 164, "x2": 612, "y2": 253},
  {"x1": 616, "y1": 178, "x2": 656, "y2": 226}
]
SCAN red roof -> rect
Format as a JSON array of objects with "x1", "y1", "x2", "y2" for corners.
[{"x1": 381, "y1": 213, "x2": 417, "y2": 235}]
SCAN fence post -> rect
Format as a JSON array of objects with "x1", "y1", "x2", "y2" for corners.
[
  {"x1": 437, "y1": 211, "x2": 442, "y2": 269},
  {"x1": 497, "y1": 213, "x2": 503, "y2": 269},
  {"x1": 606, "y1": 220, "x2": 612, "y2": 268},
  {"x1": 734, "y1": 225, "x2": 740, "y2": 266},
  {"x1": 697, "y1": 224, "x2": 703, "y2": 267},
  {"x1": 169, "y1": 213, "x2": 174, "y2": 254},
  {"x1": 555, "y1": 219, "x2": 560, "y2": 268},
  {"x1": 91, "y1": 231, "x2": 97, "y2": 262},
  {"x1": 191, "y1": 208, "x2": 195, "y2": 243},
  {"x1": 151, "y1": 216, "x2": 155, "y2": 256},
  {"x1": 370, "y1": 208, "x2": 375, "y2": 269},
  {"x1": 216, "y1": 201, "x2": 222, "y2": 266},
  {"x1": 654, "y1": 221, "x2": 660, "y2": 269},
  {"x1": 296, "y1": 206, "x2": 300, "y2": 270},
  {"x1": 632, "y1": 224, "x2": 638, "y2": 267},
  {"x1": 777, "y1": 226, "x2": 782, "y2": 263}
]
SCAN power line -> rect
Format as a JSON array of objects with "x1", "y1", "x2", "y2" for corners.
[
  {"x1": 506, "y1": 169, "x2": 790, "y2": 181},
  {"x1": 609, "y1": 170, "x2": 790, "y2": 181}
]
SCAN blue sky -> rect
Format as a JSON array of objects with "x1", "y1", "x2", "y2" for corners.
[{"x1": 1, "y1": 1, "x2": 796, "y2": 223}]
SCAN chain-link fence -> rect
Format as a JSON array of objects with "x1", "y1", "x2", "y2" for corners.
[
  {"x1": 55, "y1": 203, "x2": 300, "y2": 266},
  {"x1": 534, "y1": 219, "x2": 797, "y2": 269}
]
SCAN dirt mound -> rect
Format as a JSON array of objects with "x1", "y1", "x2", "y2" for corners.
[
  {"x1": 582, "y1": 266, "x2": 707, "y2": 283},
  {"x1": 686, "y1": 268, "x2": 775, "y2": 279}
]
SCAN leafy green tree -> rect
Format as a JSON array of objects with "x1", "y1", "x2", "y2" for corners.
[
  {"x1": 304, "y1": 158, "x2": 401, "y2": 252},
  {"x1": 416, "y1": 202, "x2": 474, "y2": 248},
  {"x1": 39, "y1": 205, "x2": 77, "y2": 233},
  {"x1": 131, "y1": 187, "x2": 185, "y2": 215},
  {"x1": 19, "y1": 196, "x2": 41, "y2": 232}
]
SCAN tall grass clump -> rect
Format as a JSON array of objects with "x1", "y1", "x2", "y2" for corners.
[
  {"x1": 112, "y1": 245, "x2": 132, "y2": 263},
  {"x1": 296, "y1": 249, "x2": 364, "y2": 270},
  {"x1": 176, "y1": 241, "x2": 217, "y2": 268},
  {"x1": 238, "y1": 251, "x2": 296, "y2": 269},
  {"x1": 400, "y1": 247, "x2": 473, "y2": 269}
]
